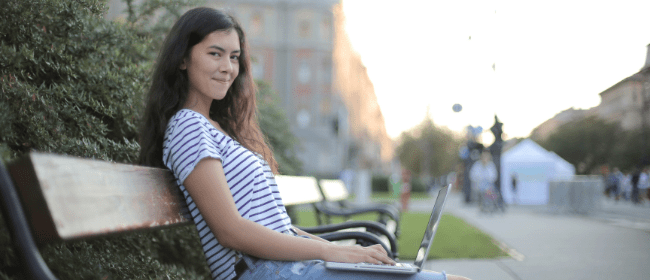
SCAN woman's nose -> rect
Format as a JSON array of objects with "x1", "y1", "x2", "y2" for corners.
[{"x1": 219, "y1": 60, "x2": 233, "y2": 73}]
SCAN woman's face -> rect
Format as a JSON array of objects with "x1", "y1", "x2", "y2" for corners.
[{"x1": 181, "y1": 30, "x2": 240, "y2": 105}]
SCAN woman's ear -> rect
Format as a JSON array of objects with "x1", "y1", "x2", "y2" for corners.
[{"x1": 180, "y1": 59, "x2": 187, "y2": 70}]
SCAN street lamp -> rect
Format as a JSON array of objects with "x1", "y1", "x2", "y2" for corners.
[
  {"x1": 489, "y1": 115, "x2": 504, "y2": 206},
  {"x1": 454, "y1": 103, "x2": 486, "y2": 203}
]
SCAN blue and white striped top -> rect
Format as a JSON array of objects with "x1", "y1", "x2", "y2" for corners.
[{"x1": 162, "y1": 109, "x2": 294, "y2": 280}]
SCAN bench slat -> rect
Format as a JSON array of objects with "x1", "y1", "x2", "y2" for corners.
[
  {"x1": 9, "y1": 152, "x2": 190, "y2": 243},
  {"x1": 319, "y1": 179, "x2": 349, "y2": 202},
  {"x1": 274, "y1": 175, "x2": 323, "y2": 206}
]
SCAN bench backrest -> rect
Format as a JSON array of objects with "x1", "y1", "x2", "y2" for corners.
[
  {"x1": 7, "y1": 152, "x2": 190, "y2": 244},
  {"x1": 318, "y1": 179, "x2": 349, "y2": 202},
  {"x1": 274, "y1": 175, "x2": 323, "y2": 206}
]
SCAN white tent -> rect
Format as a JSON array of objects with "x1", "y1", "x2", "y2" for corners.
[{"x1": 500, "y1": 139, "x2": 575, "y2": 205}]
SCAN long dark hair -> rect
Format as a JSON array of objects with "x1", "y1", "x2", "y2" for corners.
[{"x1": 138, "y1": 7, "x2": 278, "y2": 172}]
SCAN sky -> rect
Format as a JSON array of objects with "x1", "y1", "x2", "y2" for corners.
[{"x1": 341, "y1": 0, "x2": 650, "y2": 144}]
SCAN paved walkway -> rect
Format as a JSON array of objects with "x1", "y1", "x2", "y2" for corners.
[{"x1": 405, "y1": 191, "x2": 650, "y2": 280}]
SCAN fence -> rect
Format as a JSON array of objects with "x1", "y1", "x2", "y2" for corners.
[{"x1": 548, "y1": 175, "x2": 603, "y2": 214}]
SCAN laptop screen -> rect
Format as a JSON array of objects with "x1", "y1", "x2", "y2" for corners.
[{"x1": 413, "y1": 184, "x2": 451, "y2": 269}]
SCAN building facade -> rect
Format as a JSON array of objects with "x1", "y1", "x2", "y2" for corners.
[
  {"x1": 332, "y1": 4, "x2": 393, "y2": 172},
  {"x1": 214, "y1": 0, "x2": 347, "y2": 176},
  {"x1": 531, "y1": 44, "x2": 650, "y2": 141},
  {"x1": 105, "y1": 0, "x2": 393, "y2": 176}
]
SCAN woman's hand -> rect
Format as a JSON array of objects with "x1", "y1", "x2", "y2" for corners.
[{"x1": 321, "y1": 243, "x2": 396, "y2": 265}]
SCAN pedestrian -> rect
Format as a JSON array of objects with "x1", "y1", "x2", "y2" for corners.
[
  {"x1": 620, "y1": 171, "x2": 632, "y2": 201},
  {"x1": 511, "y1": 172, "x2": 518, "y2": 205},
  {"x1": 136, "y1": 7, "x2": 468, "y2": 280},
  {"x1": 605, "y1": 167, "x2": 620, "y2": 200},
  {"x1": 639, "y1": 166, "x2": 649, "y2": 204},
  {"x1": 400, "y1": 169, "x2": 412, "y2": 212},
  {"x1": 470, "y1": 150, "x2": 499, "y2": 212},
  {"x1": 631, "y1": 167, "x2": 641, "y2": 204}
]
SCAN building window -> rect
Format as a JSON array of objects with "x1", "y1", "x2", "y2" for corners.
[
  {"x1": 251, "y1": 55, "x2": 264, "y2": 80},
  {"x1": 250, "y1": 11, "x2": 263, "y2": 36},
  {"x1": 320, "y1": 16, "x2": 331, "y2": 40},
  {"x1": 298, "y1": 61, "x2": 311, "y2": 84},
  {"x1": 322, "y1": 58, "x2": 331, "y2": 85},
  {"x1": 299, "y1": 19, "x2": 311, "y2": 38}
]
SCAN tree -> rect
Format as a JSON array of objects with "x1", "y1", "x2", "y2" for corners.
[
  {"x1": 0, "y1": 1, "x2": 303, "y2": 278},
  {"x1": 396, "y1": 115, "x2": 462, "y2": 182},
  {"x1": 0, "y1": 1, "x2": 209, "y2": 279},
  {"x1": 0, "y1": 0, "x2": 149, "y2": 164},
  {"x1": 540, "y1": 116, "x2": 622, "y2": 174},
  {"x1": 119, "y1": 0, "x2": 204, "y2": 54},
  {"x1": 256, "y1": 80, "x2": 303, "y2": 175},
  {"x1": 609, "y1": 128, "x2": 650, "y2": 171}
]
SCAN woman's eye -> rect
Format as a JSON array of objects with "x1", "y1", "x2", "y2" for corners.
[
  {"x1": 230, "y1": 55, "x2": 239, "y2": 61},
  {"x1": 209, "y1": 52, "x2": 221, "y2": 57}
]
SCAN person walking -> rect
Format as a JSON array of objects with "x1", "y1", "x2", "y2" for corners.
[
  {"x1": 400, "y1": 169, "x2": 412, "y2": 212},
  {"x1": 605, "y1": 168, "x2": 621, "y2": 200},
  {"x1": 639, "y1": 167, "x2": 649, "y2": 204},
  {"x1": 631, "y1": 168, "x2": 641, "y2": 205},
  {"x1": 621, "y1": 171, "x2": 632, "y2": 201},
  {"x1": 470, "y1": 150, "x2": 499, "y2": 212},
  {"x1": 510, "y1": 172, "x2": 518, "y2": 205}
]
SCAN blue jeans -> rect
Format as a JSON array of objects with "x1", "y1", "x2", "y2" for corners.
[{"x1": 237, "y1": 254, "x2": 447, "y2": 280}]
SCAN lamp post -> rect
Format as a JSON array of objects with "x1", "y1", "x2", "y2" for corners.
[
  {"x1": 489, "y1": 115, "x2": 504, "y2": 205},
  {"x1": 454, "y1": 103, "x2": 486, "y2": 204},
  {"x1": 462, "y1": 125, "x2": 482, "y2": 204}
]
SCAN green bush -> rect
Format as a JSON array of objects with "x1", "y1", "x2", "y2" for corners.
[
  {"x1": 0, "y1": 1, "x2": 304, "y2": 278},
  {"x1": 371, "y1": 175, "x2": 390, "y2": 193},
  {"x1": 411, "y1": 176, "x2": 427, "y2": 193},
  {"x1": 257, "y1": 80, "x2": 302, "y2": 176},
  {"x1": 0, "y1": 0, "x2": 148, "y2": 163},
  {"x1": 372, "y1": 175, "x2": 427, "y2": 194},
  {"x1": 0, "y1": 0, "x2": 210, "y2": 279}
]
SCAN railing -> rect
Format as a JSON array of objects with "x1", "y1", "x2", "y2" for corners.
[{"x1": 548, "y1": 175, "x2": 603, "y2": 214}]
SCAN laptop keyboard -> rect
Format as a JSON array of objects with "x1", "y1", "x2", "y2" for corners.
[{"x1": 359, "y1": 262, "x2": 412, "y2": 268}]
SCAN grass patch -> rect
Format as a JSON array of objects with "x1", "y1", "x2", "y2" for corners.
[
  {"x1": 294, "y1": 210, "x2": 508, "y2": 260},
  {"x1": 399, "y1": 213, "x2": 508, "y2": 260},
  {"x1": 370, "y1": 192, "x2": 431, "y2": 201}
]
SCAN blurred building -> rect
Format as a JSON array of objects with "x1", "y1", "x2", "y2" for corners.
[
  {"x1": 105, "y1": 0, "x2": 393, "y2": 176},
  {"x1": 530, "y1": 108, "x2": 588, "y2": 141},
  {"x1": 332, "y1": 4, "x2": 393, "y2": 172},
  {"x1": 531, "y1": 44, "x2": 650, "y2": 141}
]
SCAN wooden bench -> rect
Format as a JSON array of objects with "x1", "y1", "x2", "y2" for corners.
[
  {"x1": 0, "y1": 152, "x2": 397, "y2": 279},
  {"x1": 0, "y1": 152, "x2": 193, "y2": 279},
  {"x1": 275, "y1": 175, "x2": 398, "y2": 259},
  {"x1": 317, "y1": 179, "x2": 401, "y2": 237}
]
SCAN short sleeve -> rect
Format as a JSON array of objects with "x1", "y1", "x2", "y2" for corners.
[{"x1": 163, "y1": 115, "x2": 223, "y2": 185}]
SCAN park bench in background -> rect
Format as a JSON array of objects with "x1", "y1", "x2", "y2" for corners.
[
  {"x1": 275, "y1": 175, "x2": 398, "y2": 259},
  {"x1": 0, "y1": 152, "x2": 397, "y2": 279},
  {"x1": 317, "y1": 179, "x2": 401, "y2": 237}
]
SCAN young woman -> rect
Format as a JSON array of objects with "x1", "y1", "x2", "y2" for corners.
[{"x1": 139, "y1": 7, "x2": 468, "y2": 280}]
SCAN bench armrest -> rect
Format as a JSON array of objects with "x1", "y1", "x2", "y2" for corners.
[
  {"x1": 296, "y1": 220, "x2": 398, "y2": 259},
  {"x1": 315, "y1": 202, "x2": 399, "y2": 221},
  {"x1": 0, "y1": 161, "x2": 57, "y2": 280},
  {"x1": 313, "y1": 202, "x2": 401, "y2": 237},
  {"x1": 340, "y1": 200, "x2": 401, "y2": 216}
]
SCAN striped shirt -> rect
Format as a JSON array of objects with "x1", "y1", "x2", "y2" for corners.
[{"x1": 162, "y1": 109, "x2": 293, "y2": 280}]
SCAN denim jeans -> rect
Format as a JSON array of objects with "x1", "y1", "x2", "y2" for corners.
[{"x1": 237, "y1": 254, "x2": 447, "y2": 280}]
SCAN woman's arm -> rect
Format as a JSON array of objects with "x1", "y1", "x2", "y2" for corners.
[
  {"x1": 183, "y1": 158, "x2": 395, "y2": 265},
  {"x1": 291, "y1": 226, "x2": 330, "y2": 243}
]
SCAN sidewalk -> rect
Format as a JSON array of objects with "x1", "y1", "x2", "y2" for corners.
[{"x1": 410, "y1": 191, "x2": 650, "y2": 280}]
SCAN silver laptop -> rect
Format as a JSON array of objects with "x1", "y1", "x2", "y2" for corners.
[{"x1": 324, "y1": 184, "x2": 451, "y2": 274}]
